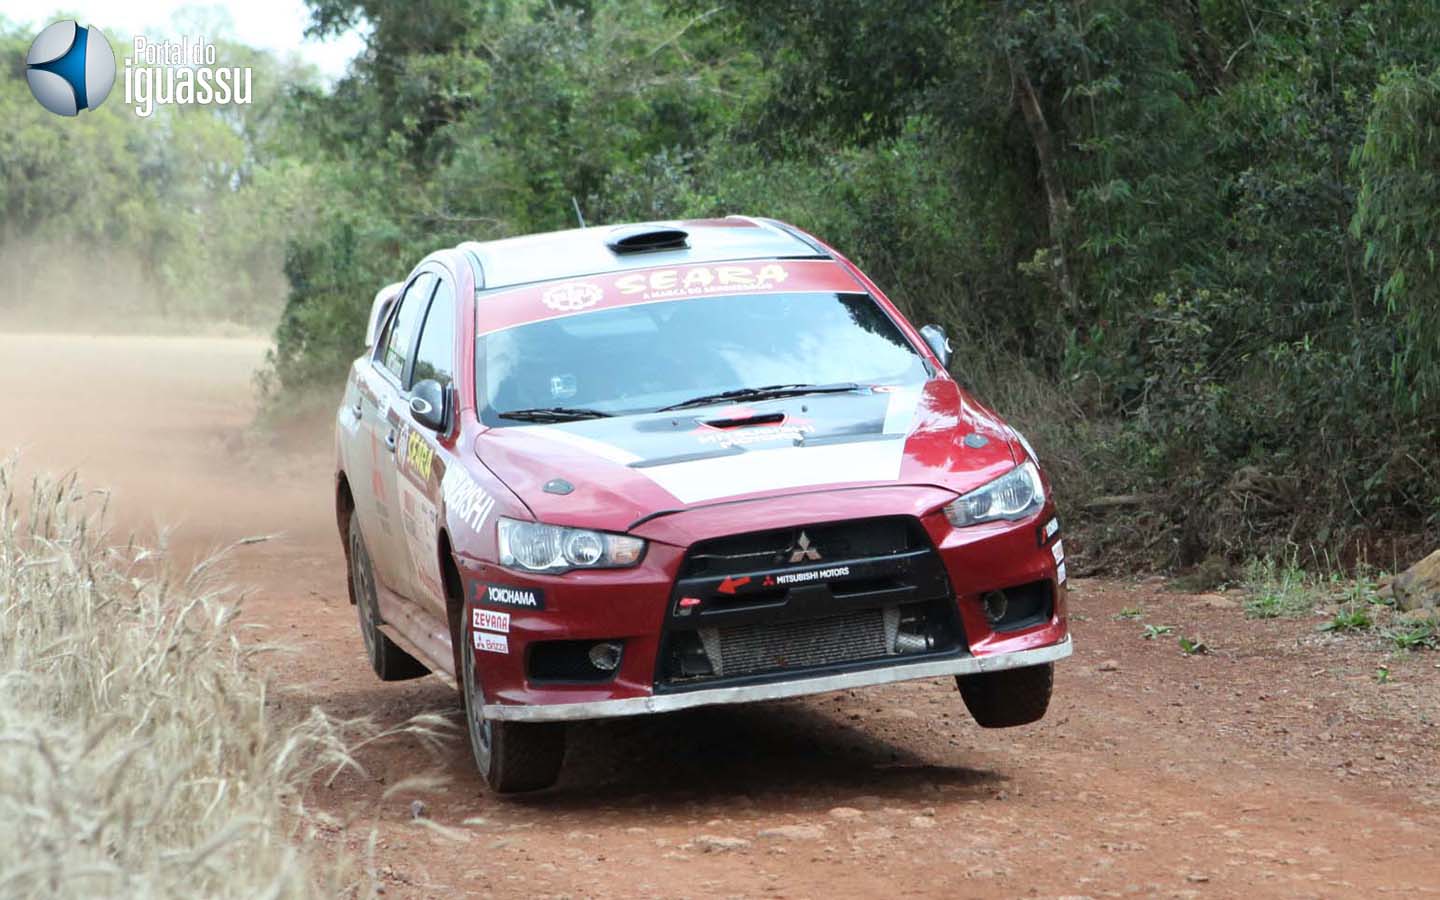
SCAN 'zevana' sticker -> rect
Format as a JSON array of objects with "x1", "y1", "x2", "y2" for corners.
[{"x1": 472, "y1": 608, "x2": 510, "y2": 634}]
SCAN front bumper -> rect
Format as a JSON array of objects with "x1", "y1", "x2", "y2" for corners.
[
  {"x1": 461, "y1": 488, "x2": 1070, "y2": 719},
  {"x1": 481, "y1": 635, "x2": 1072, "y2": 721}
]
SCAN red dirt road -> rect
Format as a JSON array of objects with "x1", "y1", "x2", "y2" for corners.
[{"x1": 4, "y1": 333, "x2": 1437, "y2": 898}]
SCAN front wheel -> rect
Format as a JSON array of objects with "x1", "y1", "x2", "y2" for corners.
[
  {"x1": 956, "y1": 662, "x2": 1053, "y2": 728},
  {"x1": 461, "y1": 630, "x2": 565, "y2": 793}
]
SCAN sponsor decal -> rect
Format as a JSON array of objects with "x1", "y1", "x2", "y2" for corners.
[
  {"x1": 696, "y1": 422, "x2": 814, "y2": 449},
  {"x1": 475, "y1": 583, "x2": 546, "y2": 610},
  {"x1": 403, "y1": 428, "x2": 435, "y2": 481},
  {"x1": 443, "y1": 466, "x2": 495, "y2": 531},
  {"x1": 473, "y1": 631, "x2": 509, "y2": 654},
  {"x1": 541, "y1": 282, "x2": 603, "y2": 312},
  {"x1": 1037, "y1": 516, "x2": 1061, "y2": 547},
  {"x1": 771, "y1": 565, "x2": 851, "y2": 586},
  {"x1": 614, "y1": 263, "x2": 789, "y2": 301},
  {"x1": 477, "y1": 259, "x2": 857, "y2": 337},
  {"x1": 1057, "y1": 561, "x2": 1068, "y2": 585},
  {"x1": 472, "y1": 608, "x2": 510, "y2": 634},
  {"x1": 397, "y1": 478, "x2": 442, "y2": 599},
  {"x1": 1052, "y1": 539, "x2": 1065, "y2": 565}
]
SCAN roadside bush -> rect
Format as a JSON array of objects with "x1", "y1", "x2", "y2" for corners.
[{"x1": 264, "y1": 0, "x2": 1440, "y2": 571}]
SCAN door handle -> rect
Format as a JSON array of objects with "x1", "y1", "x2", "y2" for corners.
[
  {"x1": 384, "y1": 429, "x2": 398, "y2": 452},
  {"x1": 351, "y1": 401, "x2": 363, "y2": 419}
]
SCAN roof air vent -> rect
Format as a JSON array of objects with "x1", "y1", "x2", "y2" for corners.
[{"x1": 605, "y1": 225, "x2": 689, "y2": 254}]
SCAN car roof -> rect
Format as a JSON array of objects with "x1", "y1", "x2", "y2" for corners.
[{"x1": 455, "y1": 216, "x2": 830, "y2": 291}]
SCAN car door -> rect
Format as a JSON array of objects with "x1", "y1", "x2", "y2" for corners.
[
  {"x1": 367, "y1": 271, "x2": 437, "y2": 595},
  {"x1": 391, "y1": 273, "x2": 457, "y2": 619}
]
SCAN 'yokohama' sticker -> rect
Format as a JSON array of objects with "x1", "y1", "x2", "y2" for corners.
[
  {"x1": 475, "y1": 583, "x2": 545, "y2": 610},
  {"x1": 473, "y1": 631, "x2": 508, "y2": 654}
]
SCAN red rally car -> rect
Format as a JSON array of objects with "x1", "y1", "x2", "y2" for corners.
[{"x1": 335, "y1": 217, "x2": 1072, "y2": 792}]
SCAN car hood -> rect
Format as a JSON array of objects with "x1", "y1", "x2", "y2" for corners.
[{"x1": 473, "y1": 379, "x2": 1019, "y2": 535}]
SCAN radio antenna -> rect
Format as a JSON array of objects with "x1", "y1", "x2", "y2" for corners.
[{"x1": 571, "y1": 196, "x2": 587, "y2": 229}]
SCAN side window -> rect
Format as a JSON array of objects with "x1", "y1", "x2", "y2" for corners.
[
  {"x1": 411, "y1": 278, "x2": 456, "y2": 389},
  {"x1": 380, "y1": 273, "x2": 436, "y2": 380}
]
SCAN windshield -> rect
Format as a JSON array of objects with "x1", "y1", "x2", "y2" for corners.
[{"x1": 478, "y1": 291, "x2": 928, "y2": 424}]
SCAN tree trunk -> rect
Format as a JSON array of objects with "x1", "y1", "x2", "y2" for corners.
[{"x1": 1012, "y1": 60, "x2": 1079, "y2": 313}]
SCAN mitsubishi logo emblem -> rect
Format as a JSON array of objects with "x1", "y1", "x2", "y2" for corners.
[{"x1": 788, "y1": 531, "x2": 822, "y2": 564}]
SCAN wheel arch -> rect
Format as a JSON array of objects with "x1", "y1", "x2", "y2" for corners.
[
  {"x1": 337, "y1": 474, "x2": 357, "y2": 606},
  {"x1": 438, "y1": 528, "x2": 467, "y2": 681}
]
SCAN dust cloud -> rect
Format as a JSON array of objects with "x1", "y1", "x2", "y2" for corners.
[
  {"x1": 0, "y1": 332, "x2": 336, "y2": 559},
  {"x1": 0, "y1": 237, "x2": 285, "y2": 336}
]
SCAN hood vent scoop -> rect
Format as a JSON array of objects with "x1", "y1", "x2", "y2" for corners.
[
  {"x1": 605, "y1": 225, "x2": 689, "y2": 254},
  {"x1": 704, "y1": 412, "x2": 785, "y2": 429}
]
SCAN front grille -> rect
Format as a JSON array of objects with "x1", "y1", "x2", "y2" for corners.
[
  {"x1": 713, "y1": 608, "x2": 890, "y2": 677},
  {"x1": 656, "y1": 515, "x2": 965, "y2": 690},
  {"x1": 681, "y1": 517, "x2": 917, "y2": 579}
]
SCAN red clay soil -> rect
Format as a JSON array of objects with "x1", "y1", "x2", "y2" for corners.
[{"x1": 4, "y1": 333, "x2": 1437, "y2": 899}]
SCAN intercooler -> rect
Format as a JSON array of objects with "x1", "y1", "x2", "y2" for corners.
[{"x1": 696, "y1": 607, "x2": 900, "y2": 678}]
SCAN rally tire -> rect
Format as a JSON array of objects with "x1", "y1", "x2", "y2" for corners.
[
  {"x1": 348, "y1": 517, "x2": 428, "y2": 681},
  {"x1": 461, "y1": 637, "x2": 565, "y2": 793},
  {"x1": 955, "y1": 662, "x2": 1053, "y2": 728}
]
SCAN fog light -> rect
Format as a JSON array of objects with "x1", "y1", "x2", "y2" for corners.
[
  {"x1": 982, "y1": 590, "x2": 1009, "y2": 624},
  {"x1": 588, "y1": 641, "x2": 622, "y2": 671}
]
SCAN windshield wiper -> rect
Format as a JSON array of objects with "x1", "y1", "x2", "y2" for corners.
[
  {"x1": 498, "y1": 406, "x2": 614, "y2": 423},
  {"x1": 656, "y1": 382, "x2": 861, "y2": 412}
]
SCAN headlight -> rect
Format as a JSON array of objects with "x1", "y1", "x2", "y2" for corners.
[
  {"x1": 496, "y1": 517, "x2": 646, "y2": 573},
  {"x1": 943, "y1": 461, "x2": 1045, "y2": 527}
]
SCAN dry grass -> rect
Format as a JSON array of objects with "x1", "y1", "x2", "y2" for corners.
[{"x1": 0, "y1": 465, "x2": 448, "y2": 898}]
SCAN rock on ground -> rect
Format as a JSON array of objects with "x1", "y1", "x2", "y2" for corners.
[
  {"x1": 1392, "y1": 549, "x2": 1440, "y2": 612},
  {"x1": 692, "y1": 835, "x2": 751, "y2": 853},
  {"x1": 758, "y1": 825, "x2": 826, "y2": 841}
]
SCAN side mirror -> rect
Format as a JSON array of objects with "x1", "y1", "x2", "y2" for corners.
[
  {"x1": 919, "y1": 324, "x2": 952, "y2": 369},
  {"x1": 410, "y1": 379, "x2": 448, "y2": 432}
]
